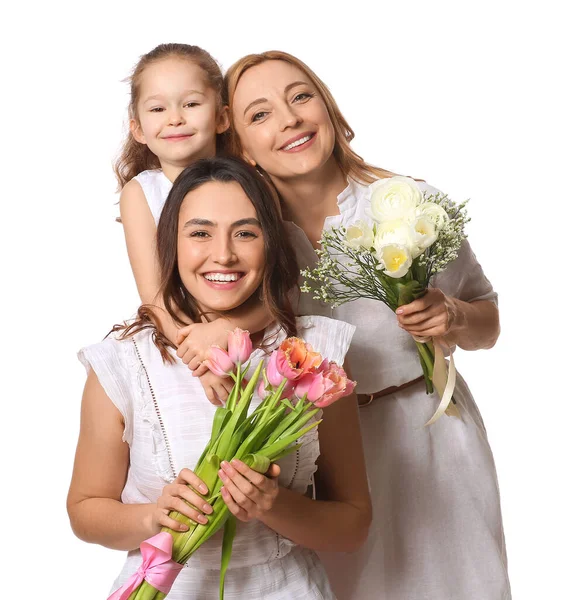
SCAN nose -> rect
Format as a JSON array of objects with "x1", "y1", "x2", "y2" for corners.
[
  {"x1": 278, "y1": 104, "x2": 302, "y2": 132},
  {"x1": 213, "y1": 233, "x2": 236, "y2": 265},
  {"x1": 167, "y1": 107, "x2": 185, "y2": 127}
]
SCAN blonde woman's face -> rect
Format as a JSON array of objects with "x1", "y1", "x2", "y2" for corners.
[{"x1": 232, "y1": 60, "x2": 335, "y2": 183}]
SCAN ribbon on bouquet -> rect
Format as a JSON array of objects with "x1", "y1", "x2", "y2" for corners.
[
  {"x1": 424, "y1": 337, "x2": 460, "y2": 427},
  {"x1": 107, "y1": 532, "x2": 184, "y2": 600}
]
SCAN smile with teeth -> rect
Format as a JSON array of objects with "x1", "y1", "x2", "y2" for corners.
[
  {"x1": 282, "y1": 134, "x2": 313, "y2": 151},
  {"x1": 204, "y1": 272, "x2": 242, "y2": 283}
]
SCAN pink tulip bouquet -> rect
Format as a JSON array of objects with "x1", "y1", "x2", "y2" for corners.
[{"x1": 109, "y1": 328, "x2": 355, "y2": 600}]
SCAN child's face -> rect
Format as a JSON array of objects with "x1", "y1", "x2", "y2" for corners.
[
  {"x1": 131, "y1": 57, "x2": 228, "y2": 169},
  {"x1": 177, "y1": 180, "x2": 265, "y2": 315}
]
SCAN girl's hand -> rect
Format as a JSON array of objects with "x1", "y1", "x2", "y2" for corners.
[
  {"x1": 396, "y1": 288, "x2": 459, "y2": 341},
  {"x1": 218, "y1": 460, "x2": 281, "y2": 523},
  {"x1": 176, "y1": 320, "x2": 230, "y2": 376},
  {"x1": 151, "y1": 468, "x2": 213, "y2": 533},
  {"x1": 199, "y1": 371, "x2": 234, "y2": 407}
]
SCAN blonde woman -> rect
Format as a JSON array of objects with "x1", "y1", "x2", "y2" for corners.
[{"x1": 225, "y1": 51, "x2": 510, "y2": 600}]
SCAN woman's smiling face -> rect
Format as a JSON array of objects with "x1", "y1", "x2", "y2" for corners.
[
  {"x1": 231, "y1": 59, "x2": 336, "y2": 183},
  {"x1": 177, "y1": 180, "x2": 265, "y2": 315}
]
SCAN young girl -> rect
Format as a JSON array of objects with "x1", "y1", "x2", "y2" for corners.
[
  {"x1": 68, "y1": 156, "x2": 371, "y2": 599},
  {"x1": 116, "y1": 43, "x2": 264, "y2": 404},
  {"x1": 226, "y1": 51, "x2": 511, "y2": 600}
]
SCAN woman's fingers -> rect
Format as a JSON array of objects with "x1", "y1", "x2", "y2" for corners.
[
  {"x1": 159, "y1": 482, "x2": 212, "y2": 518},
  {"x1": 163, "y1": 495, "x2": 210, "y2": 525},
  {"x1": 177, "y1": 468, "x2": 209, "y2": 495},
  {"x1": 398, "y1": 303, "x2": 442, "y2": 326},
  {"x1": 402, "y1": 313, "x2": 450, "y2": 337},
  {"x1": 158, "y1": 511, "x2": 191, "y2": 532},
  {"x1": 156, "y1": 469, "x2": 214, "y2": 530},
  {"x1": 266, "y1": 463, "x2": 281, "y2": 478},
  {"x1": 229, "y1": 459, "x2": 278, "y2": 490},
  {"x1": 219, "y1": 463, "x2": 259, "y2": 503},
  {"x1": 217, "y1": 460, "x2": 279, "y2": 521},
  {"x1": 220, "y1": 486, "x2": 251, "y2": 522}
]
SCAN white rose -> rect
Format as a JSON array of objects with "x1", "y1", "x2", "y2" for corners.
[
  {"x1": 415, "y1": 202, "x2": 449, "y2": 229},
  {"x1": 368, "y1": 176, "x2": 423, "y2": 222},
  {"x1": 345, "y1": 220, "x2": 374, "y2": 250},
  {"x1": 375, "y1": 243, "x2": 413, "y2": 278},
  {"x1": 411, "y1": 216, "x2": 438, "y2": 252}
]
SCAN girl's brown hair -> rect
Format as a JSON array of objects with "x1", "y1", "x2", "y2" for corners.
[
  {"x1": 113, "y1": 156, "x2": 299, "y2": 360},
  {"x1": 113, "y1": 43, "x2": 228, "y2": 190},
  {"x1": 226, "y1": 50, "x2": 395, "y2": 185}
]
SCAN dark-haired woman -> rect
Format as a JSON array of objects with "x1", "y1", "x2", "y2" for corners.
[{"x1": 67, "y1": 157, "x2": 371, "y2": 599}]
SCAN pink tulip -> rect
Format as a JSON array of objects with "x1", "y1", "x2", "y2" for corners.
[
  {"x1": 227, "y1": 328, "x2": 253, "y2": 365},
  {"x1": 205, "y1": 345, "x2": 235, "y2": 377},
  {"x1": 294, "y1": 372, "x2": 331, "y2": 403},
  {"x1": 265, "y1": 355, "x2": 296, "y2": 397},
  {"x1": 267, "y1": 352, "x2": 287, "y2": 386},
  {"x1": 301, "y1": 361, "x2": 357, "y2": 408},
  {"x1": 274, "y1": 338, "x2": 323, "y2": 382}
]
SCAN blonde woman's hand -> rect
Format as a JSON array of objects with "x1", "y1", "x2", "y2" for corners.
[
  {"x1": 396, "y1": 288, "x2": 459, "y2": 341},
  {"x1": 218, "y1": 460, "x2": 281, "y2": 523},
  {"x1": 150, "y1": 468, "x2": 213, "y2": 533}
]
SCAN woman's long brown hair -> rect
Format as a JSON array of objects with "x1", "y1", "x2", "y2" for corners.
[{"x1": 112, "y1": 156, "x2": 299, "y2": 360}]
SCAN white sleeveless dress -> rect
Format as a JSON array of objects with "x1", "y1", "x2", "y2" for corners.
[
  {"x1": 288, "y1": 179, "x2": 512, "y2": 600},
  {"x1": 79, "y1": 315, "x2": 355, "y2": 599}
]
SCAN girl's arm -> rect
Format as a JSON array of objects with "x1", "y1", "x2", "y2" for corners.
[
  {"x1": 67, "y1": 370, "x2": 212, "y2": 550},
  {"x1": 120, "y1": 179, "x2": 181, "y2": 344},
  {"x1": 176, "y1": 300, "x2": 273, "y2": 373},
  {"x1": 219, "y1": 372, "x2": 372, "y2": 553}
]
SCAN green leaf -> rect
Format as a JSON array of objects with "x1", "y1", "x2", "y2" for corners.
[
  {"x1": 216, "y1": 361, "x2": 263, "y2": 459},
  {"x1": 261, "y1": 420, "x2": 321, "y2": 459},
  {"x1": 395, "y1": 280, "x2": 426, "y2": 307},
  {"x1": 196, "y1": 453, "x2": 221, "y2": 491},
  {"x1": 235, "y1": 405, "x2": 287, "y2": 459},
  {"x1": 241, "y1": 453, "x2": 271, "y2": 473},
  {"x1": 211, "y1": 408, "x2": 232, "y2": 445},
  {"x1": 219, "y1": 516, "x2": 237, "y2": 600},
  {"x1": 266, "y1": 400, "x2": 309, "y2": 445},
  {"x1": 267, "y1": 443, "x2": 302, "y2": 462}
]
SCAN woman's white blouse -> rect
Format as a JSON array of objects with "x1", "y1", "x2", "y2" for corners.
[
  {"x1": 78, "y1": 316, "x2": 354, "y2": 579},
  {"x1": 293, "y1": 178, "x2": 498, "y2": 394}
]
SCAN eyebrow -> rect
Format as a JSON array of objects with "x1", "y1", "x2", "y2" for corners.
[
  {"x1": 243, "y1": 81, "x2": 310, "y2": 116},
  {"x1": 183, "y1": 217, "x2": 261, "y2": 229},
  {"x1": 143, "y1": 89, "x2": 206, "y2": 103}
]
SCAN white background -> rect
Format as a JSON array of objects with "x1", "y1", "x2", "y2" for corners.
[{"x1": 2, "y1": 1, "x2": 580, "y2": 598}]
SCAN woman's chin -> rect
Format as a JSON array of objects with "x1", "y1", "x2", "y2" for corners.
[{"x1": 201, "y1": 294, "x2": 256, "y2": 315}]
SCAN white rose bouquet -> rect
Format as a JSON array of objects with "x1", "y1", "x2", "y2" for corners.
[{"x1": 301, "y1": 176, "x2": 470, "y2": 424}]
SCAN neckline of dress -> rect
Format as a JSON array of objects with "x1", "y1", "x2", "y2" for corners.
[{"x1": 284, "y1": 176, "x2": 364, "y2": 233}]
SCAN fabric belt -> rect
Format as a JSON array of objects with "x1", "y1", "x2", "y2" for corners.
[{"x1": 357, "y1": 375, "x2": 425, "y2": 407}]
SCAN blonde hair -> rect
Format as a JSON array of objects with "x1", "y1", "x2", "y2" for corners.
[
  {"x1": 113, "y1": 43, "x2": 228, "y2": 190},
  {"x1": 226, "y1": 50, "x2": 395, "y2": 184}
]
